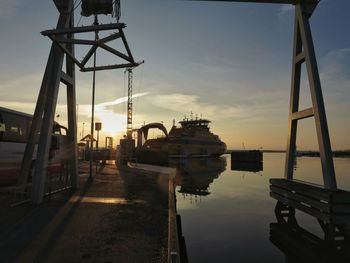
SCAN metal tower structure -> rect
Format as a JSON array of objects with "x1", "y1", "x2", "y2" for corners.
[
  {"x1": 126, "y1": 68, "x2": 133, "y2": 137},
  {"x1": 18, "y1": 0, "x2": 78, "y2": 204},
  {"x1": 191, "y1": 0, "x2": 336, "y2": 189},
  {"x1": 18, "y1": 0, "x2": 141, "y2": 204}
]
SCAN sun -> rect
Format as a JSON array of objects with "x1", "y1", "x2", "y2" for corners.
[{"x1": 95, "y1": 107, "x2": 125, "y2": 136}]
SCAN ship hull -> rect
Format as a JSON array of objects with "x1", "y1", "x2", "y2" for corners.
[{"x1": 166, "y1": 138, "x2": 227, "y2": 158}]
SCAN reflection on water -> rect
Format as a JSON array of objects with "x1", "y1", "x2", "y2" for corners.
[
  {"x1": 230, "y1": 160, "x2": 263, "y2": 173},
  {"x1": 175, "y1": 153, "x2": 350, "y2": 263},
  {"x1": 171, "y1": 158, "x2": 226, "y2": 197},
  {"x1": 271, "y1": 201, "x2": 350, "y2": 263}
]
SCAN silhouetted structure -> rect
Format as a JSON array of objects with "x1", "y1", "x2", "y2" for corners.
[
  {"x1": 270, "y1": 201, "x2": 350, "y2": 263},
  {"x1": 18, "y1": 0, "x2": 141, "y2": 204},
  {"x1": 172, "y1": 158, "x2": 226, "y2": 197}
]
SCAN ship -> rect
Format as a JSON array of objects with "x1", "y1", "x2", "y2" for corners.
[
  {"x1": 171, "y1": 157, "x2": 227, "y2": 196},
  {"x1": 135, "y1": 117, "x2": 227, "y2": 162}
]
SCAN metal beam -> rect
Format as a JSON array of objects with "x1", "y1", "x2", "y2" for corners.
[
  {"x1": 99, "y1": 43, "x2": 132, "y2": 63},
  {"x1": 294, "y1": 51, "x2": 306, "y2": 64},
  {"x1": 52, "y1": 32, "x2": 121, "y2": 46},
  {"x1": 60, "y1": 70, "x2": 74, "y2": 85},
  {"x1": 285, "y1": 8, "x2": 302, "y2": 181},
  {"x1": 80, "y1": 33, "x2": 122, "y2": 66},
  {"x1": 31, "y1": 10, "x2": 71, "y2": 204},
  {"x1": 50, "y1": 36, "x2": 84, "y2": 68},
  {"x1": 291, "y1": 107, "x2": 314, "y2": 121},
  {"x1": 80, "y1": 62, "x2": 141, "y2": 72},
  {"x1": 41, "y1": 23, "x2": 125, "y2": 36},
  {"x1": 119, "y1": 29, "x2": 136, "y2": 64},
  {"x1": 284, "y1": 4, "x2": 336, "y2": 190},
  {"x1": 54, "y1": 38, "x2": 97, "y2": 45},
  {"x1": 65, "y1": 13, "x2": 78, "y2": 188},
  {"x1": 18, "y1": 1, "x2": 73, "y2": 189},
  {"x1": 296, "y1": 5, "x2": 336, "y2": 189},
  {"x1": 81, "y1": 45, "x2": 98, "y2": 67},
  {"x1": 48, "y1": 27, "x2": 136, "y2": 71}
]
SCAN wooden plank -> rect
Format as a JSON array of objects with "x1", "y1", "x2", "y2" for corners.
[
  {"x1": 270, "y1": 185, "x2": 330, "y2": 212},
  {"x1": 271, "y1": 192, "x2": 350, "y2": 224},
  {"x1": 272, "y1": 185, "x2": 350, "y2": 213},
  {"x1": 270, "y1": 192, "x2": 331, "y2": 223},
  {"x1": 270, "y1": 179, "x2": 332, "y2": 201},
  {"x1": 271, "y1": 178, "x2": 350, "y2": 204}
]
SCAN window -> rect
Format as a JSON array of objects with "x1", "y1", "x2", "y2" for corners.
[
  {"x1": 0, "y1": 123, "x2": 5, "y2": 132},
  {"x1": 1, "y1": 112, "x2": 29, "y2": 143}
]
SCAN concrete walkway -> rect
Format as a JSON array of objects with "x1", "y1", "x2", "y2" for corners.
[{"x1": 0, "y1": 162, "x2": 168, "y2": 263}]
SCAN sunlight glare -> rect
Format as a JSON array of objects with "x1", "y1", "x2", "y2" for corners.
[{"x1": 95, "y1": 106, "x2": 125, "y2": 136}]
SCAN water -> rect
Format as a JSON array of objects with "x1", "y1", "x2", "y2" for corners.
[{"x1": 175, "y1": 153, "x2": 350, "y2": 262}]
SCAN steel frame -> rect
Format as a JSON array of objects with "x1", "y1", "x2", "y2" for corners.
[
  {"x1": 18, "y1": 0, "x2": 141, "y2": 204},
  {"x1": 18, "y1": 0, "x2": 78, "y2": 204},
  {"x1": 284, "y1": 4, "x2": 336, "y2": 189},
  {"x1": 41, "y1": 22, "x2": 140, "y2": 72}
]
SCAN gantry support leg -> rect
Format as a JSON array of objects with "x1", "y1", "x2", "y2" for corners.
[
  {"x1": 284, "y1": 3, "x2": 336, "y2": 189},
  {"x1": 18, "y1": 0, "x2": 77, "y2": 204},
  {"x1": 66, "y1": 10, "x2": 79, "y2": 188}
]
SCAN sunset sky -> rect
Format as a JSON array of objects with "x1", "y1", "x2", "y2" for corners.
[{"x1": 0, "y1": 0, "x2": 349, "y2": 150}]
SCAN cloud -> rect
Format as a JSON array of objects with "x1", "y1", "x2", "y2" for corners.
[
  {"x1": 0, "y1": 0, "x2": 23, "y2": 19},
  {"x1": 151, "y1": 93, "x2": 242, "y2": 120},
  {"x1": 0, "y1": 92, "x2": 149, "y2": 121},
  {"x1": 96, "y1": 92, "x2": 149, "y2": 107},
  {"x1": 0, "y1": 73, "x2": 41, "y2": 100},
  {"x1": 278, "y1": 5, "x2": 294, "y2": 16},
  {"x1": 320, "y1": 47, "x2": 350, "y2": 97},
  {"x1": 321, "y1": 48, "x2": 350, "y2": 80}
]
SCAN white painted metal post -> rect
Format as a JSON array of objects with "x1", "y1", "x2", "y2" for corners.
[{"x1": 284, "y1": 3, "x2": 336, "y2": 189}]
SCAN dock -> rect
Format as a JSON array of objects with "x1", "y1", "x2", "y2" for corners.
[{"x1": 0, "y1": 162, "x2": 179, "y2": 262}]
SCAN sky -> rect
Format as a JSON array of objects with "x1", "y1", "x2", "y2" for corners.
[{"x1": 0, "y1": 0, "x2": 349, "y2": 150}]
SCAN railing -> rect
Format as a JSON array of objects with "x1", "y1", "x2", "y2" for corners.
[
  {"x1": 168, "y1": 176, "x2": 181, "y2": 263},
  {"x1": 11, "y1": 161, "x2": 73, "y2": 206}
]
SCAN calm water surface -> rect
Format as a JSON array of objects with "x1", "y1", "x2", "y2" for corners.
[{"x1": 175, "y1": 153, "x2": 350, "y2": 262}]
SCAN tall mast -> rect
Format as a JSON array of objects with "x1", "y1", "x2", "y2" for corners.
[{"x1": 126, "y1": 68, "x2": 133, "y2": 137}]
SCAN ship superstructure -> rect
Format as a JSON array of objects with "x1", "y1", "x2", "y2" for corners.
[
  {"x1": 166, "y1": 118, "x2": 227, "y2": 157},
  {"x1": 138, "y1": 117, "x2": 227, "y2": 160}
]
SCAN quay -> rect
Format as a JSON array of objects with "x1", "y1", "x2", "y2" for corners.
[{"x1": 0, "y1": 162, "x2": 180, "y2": 262}]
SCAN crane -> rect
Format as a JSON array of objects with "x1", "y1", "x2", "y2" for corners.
[
  {"x1": 126, "y1": 68, "x2": 133, "y2": 138},
  {"x1": 19, "y1": 0, "x2": 142, "y2": 204}
]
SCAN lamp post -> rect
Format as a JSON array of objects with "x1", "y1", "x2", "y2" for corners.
[{"x1": 82, "y1": 122, "x2": 85, "y2": 139}]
